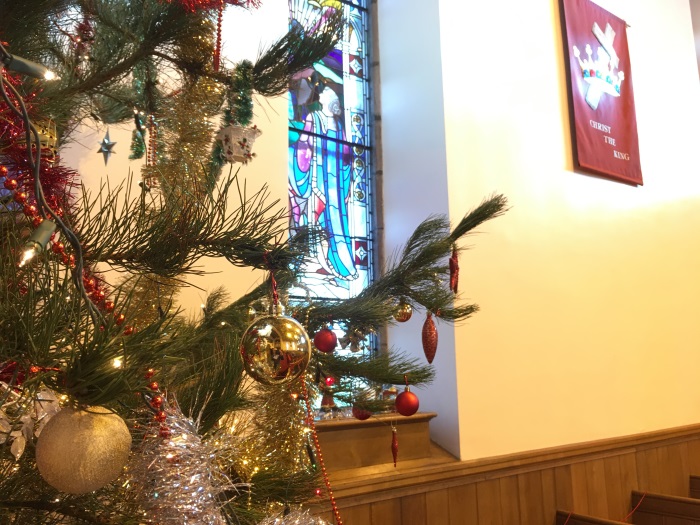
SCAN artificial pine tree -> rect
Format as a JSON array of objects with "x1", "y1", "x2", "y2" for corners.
[{"x1": 0, "y1": 1, "x2": 507, "y2": 523}]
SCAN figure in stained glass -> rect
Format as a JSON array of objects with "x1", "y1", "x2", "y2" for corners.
[{"x1": 291, "y1": 83, "x2": 357, "y2": 282}]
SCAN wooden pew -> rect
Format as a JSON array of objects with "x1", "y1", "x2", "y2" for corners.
[
  {"x1": 555, "y1": 510, "x2": 627, "y2": 525},
  {"x1": 630, "y1": 490, "x2": 700, "y2": 524},
  {"x1": 690, "y1": 475, "x2": 700, "y2": 499}
]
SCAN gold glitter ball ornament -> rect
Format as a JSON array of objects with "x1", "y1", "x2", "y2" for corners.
[
  {"x1": 393, "y1": 301, "x2": 413, "y2": 323},
  {"x1": 240, "y1": 313, "x2": 311, "y2": 385},
  {"x1": 35, "y1": 406, "x2": 132, "y2": 494}
]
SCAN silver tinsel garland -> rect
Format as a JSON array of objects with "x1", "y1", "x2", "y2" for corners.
[
  {"x1": 127, "y1": 400, "x2": 233, "y2": 524},
  {"x1": 256, "y1": 509, "x2": 330, "y2": 525}
]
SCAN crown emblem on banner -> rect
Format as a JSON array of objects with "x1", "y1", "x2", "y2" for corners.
[{"x1": 571, "y1": 21, "x2": 625, "y2": 110}]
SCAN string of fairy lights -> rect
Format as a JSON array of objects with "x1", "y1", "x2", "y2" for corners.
[{"x1": 0, "y1": 42, "x2": 105, "y2": 327}]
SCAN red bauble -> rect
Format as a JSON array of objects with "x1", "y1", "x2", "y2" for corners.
[
  {"x1": 313, "y1": 327, "x2": 337, "y2": 353},
  {"x1": 422, "y1": 312, "x2": 438, "y2": 364},
  {"x1": 352, "y1": 406, "x2": 372, "y2": 421},
  {"x1": 395, "y1": 388, "x2": 419, "y2": 416}
]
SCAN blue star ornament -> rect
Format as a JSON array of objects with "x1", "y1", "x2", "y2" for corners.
[{"x1": 97, "y1": 129, "x2": 117, "y2": 165}]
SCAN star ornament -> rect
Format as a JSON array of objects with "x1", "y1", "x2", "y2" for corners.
[{"x1": 97, "y1": 130, "x2": 117, "y2": 165}]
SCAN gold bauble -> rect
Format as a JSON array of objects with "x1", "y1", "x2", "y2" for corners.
[
  {"x1": 35, "y1": 406, "x2": 132, "y2": 494},
  {"x1": 240, "y1": 314, "x2": 311, "y2": 385},
  {"x1": 393, "y1": 301, "x2": 413, "y2": 323}
]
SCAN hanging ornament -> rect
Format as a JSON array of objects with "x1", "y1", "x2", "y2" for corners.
[
  {"x1": 97, "y1": 129, "x2": 117, "y2": 165},
  {"x1": 422, "y1": 312, "x2": 438, "y2": 364},
  {"x1": 352, "y1": 405, "x2": 372, "y2": 421},
  {"x1": 393, "y1": 300, "x2": 413, "y2": 323},
  {"x1": 240, "y1": 308, "x2": 311, "y2": 385},
  {"x1": 449, "y1": 244, "x2": 459, "y2": 294},
  {"x1": 395, "y1": 377, "x2": 419, "y2": 417},
  {"x1": 216, "y1": 124, "x2": 261, "y2": 164},
  {"x1": 35, "y1": 406, "x2": 132, "y2": 494},
  {"x1": 313, "y1": 327, "x2": 337, "y2": 353},
  {"x1": 391, "y1": 425, "x2": 398, "y2": 467}
]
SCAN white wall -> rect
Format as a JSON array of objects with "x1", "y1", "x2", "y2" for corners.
[
  {"x1": 391, "y1": 0, "x2": 700, "y2": 460},
  {"x1": 377, "y1": 0, "x2": 461, "y2": 457}
]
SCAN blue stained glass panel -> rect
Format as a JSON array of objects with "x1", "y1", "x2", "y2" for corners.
[{"x1": 288, "y1": 0, "x2": 371, "y2": 301}]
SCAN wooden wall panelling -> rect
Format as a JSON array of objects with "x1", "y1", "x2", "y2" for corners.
[
  {"x1": 498, "y1": 475, "x2": 520, "y2": 524},
  {"x1": 541, "y1": 468, "x2": 558, "y2": 524},
  {"x1": 370, "y1": 498, "x2": 402, "y2": 525},
  {"x1": 338, "y1": 504, "x2": 371, "y2": 525},
  {"x1": 658, "y1": 443, "x2": 691, "y2": 497},
  {"x1": 570, "y1": 461, "x2": 591, "y2": 515},
  {"x1": 585, "y1": 458, "x2": 610, "y2": 517},
  {"x1": 517, "y1": 470, "x2": 547, "y2": 524},
  {"x1": 636, "y1": 447, "x2": 663, "y2": 493},
  {"x1": 554, "y1": 464, "x2": 576, "y2": 512},
  {"x1": 603, "y1": 456, "x2": 628, "y2": 520},
  {"x1": 476, "y1": 479, "x2": 503, "y2": 525},
  {"x1": 400, "y1": 492, "x2": 427, "y2": 525},
  {"x1": 425, "y1": 489, "x2": 451, "y2": 525},
  {"x1": 314, "y1": 424, "x2": 700, "y2": 525},
  {"x1": 447, "y1": 483, "x2": 478, "y2": 525}
]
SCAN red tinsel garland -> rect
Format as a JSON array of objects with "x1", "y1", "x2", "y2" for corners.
[{"x1": 165, "y1": 0, "x2": 260, "y2": 13}]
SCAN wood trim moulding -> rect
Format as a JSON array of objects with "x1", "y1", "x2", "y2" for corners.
[{"x1": 324, "y1": 422, "x2": 700, "y2": 506}]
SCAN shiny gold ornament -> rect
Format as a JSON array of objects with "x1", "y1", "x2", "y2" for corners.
[
  {"x1": 35, "y1": 406, "x2": 132, "y2": 494},
  {"x1": 240, "y1": 313, "x2": 311, "y2": 385},
  {"x1": 393, "y1": 301, "x2": 413, "y2": 323}
]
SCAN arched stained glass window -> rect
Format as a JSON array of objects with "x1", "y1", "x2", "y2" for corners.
[{"x1": 288, "y1": 0, "x2": 371, "y2": 301}]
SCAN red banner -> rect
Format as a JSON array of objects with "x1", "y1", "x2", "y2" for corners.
[{"x1": 562, "y1": 0, "x2": 642, "y2": 185}]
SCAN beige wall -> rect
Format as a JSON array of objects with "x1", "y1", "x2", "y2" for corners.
[{"x1": 435, "y1": 0, "x2": 700, "y2": 459}]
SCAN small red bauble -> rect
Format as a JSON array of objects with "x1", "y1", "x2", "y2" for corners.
[
  {"x1": 148, "y1": 381, "x2": 159, "y2": 391},
  {"x1": 83, "y1": 277, "x2": 96, "y2": 292},
  {"x1": 22, "y1": 204, "x2": 37, "y2": 217},
  {"x1": 3, "y1": 178, "x2": 17, "y2": 191},
  {"x1": 114, "y1": 313, "x2": 126, "y2": 325},
  {"x1": 13, "y1": 192, "x2": 27, "y2": 204},
  {"x1": 351, "y1": 406, "x2": 372, "y2": 421},
  {"x1": 104, "y1": 301, "x2": 115, "y2": 313},
  {"x1": 159, "y1": 426, "x2": 171, "y2": 439},
  {"x1": 51, "y1": 242, "x2": 65, "y2": 255},
  {"x1": 123, "y1": 326, "x2": 134, "y2": 336},
  {"x1": 32, "y1": 216, "x2": 43, "y2": 228},
  {"x1": 151, "y1": 395, "x2": 164, "y2": 409},
  {"x1": 154, "y1": 411, "x2": 167, "y2": 423},
  {"x1": 395, "y1": 387, "x2": 419, "y2": 416},
  {"x1": 313, "y1": 327, "x2": 337, "y2": 353}
]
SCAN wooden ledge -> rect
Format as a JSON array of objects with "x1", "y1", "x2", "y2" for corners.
[
  {"x1": 315, "y1": 411, "x2": 437, "y2": 431},
  {"x1": 314, "y1": 422, "x2": 700, "y2": 508},
  {"x1": 315, "y1": 412, "x2": 438, "y2": 470}
]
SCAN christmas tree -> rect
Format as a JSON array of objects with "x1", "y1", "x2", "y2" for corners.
[{"x1": 0, "y1": 1, "x2": 507, "y2": 523}]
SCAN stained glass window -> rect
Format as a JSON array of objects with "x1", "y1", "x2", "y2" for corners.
[{"x1": 288, "y1": 0, "x2": 371, "y2": 302}]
